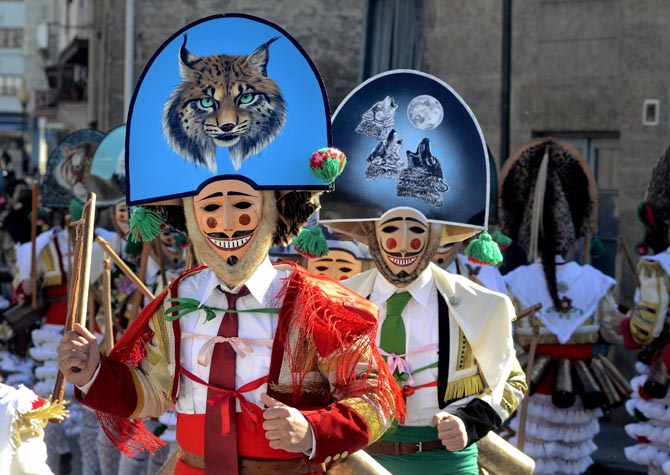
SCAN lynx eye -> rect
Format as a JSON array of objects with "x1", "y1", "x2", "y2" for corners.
[
  {"x1": 239, "y1": 93, "x2": 254, "y2": 105},
  {"x1": 200, "y1": 97, "x2": 215, "y2": 108}
]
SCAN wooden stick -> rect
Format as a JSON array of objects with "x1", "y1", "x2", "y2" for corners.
[
  {"x1": 515, "y1": 308, "x2": 542, "y2": 451},
  {"x1": 53, "y1": 193, "x2": 97, "y2": 406},
  {"x1": 516, "y1": 303, "x2": 543, "y2": 321},
  {"x1": 95, "y1": 235, "x2": 154, "y2": 301},
  {"x1": 128, "y1": 241, "x2": 152, "y2": 324},
  {"x1": 185, "y1": 241, "x2": 194, "y2": 270},
  {"x1": 30, "y1": 182, "x2": 38, "y2": 310},
  {"x1": 101, "y1": 257, "x2": 114, "y2": 355},
  {"x1": 619, "y1": 235, "x2": 641, "y2": 288}
]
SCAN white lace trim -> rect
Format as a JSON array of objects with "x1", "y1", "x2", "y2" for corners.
[{"x1": 532, "y1": 456, "x2": 594, "y2": 475}]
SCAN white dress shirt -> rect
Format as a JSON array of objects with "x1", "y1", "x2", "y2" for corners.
[
  {"x1": 369, "y1": 269, "x2": 442, "y2": 426},
  {"x1": 176, "y1": 257, "x2": 288, "y2": 414}
]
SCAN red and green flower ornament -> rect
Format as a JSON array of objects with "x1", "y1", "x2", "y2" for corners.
[{"x1": 309, "y1": 147, "x2": 347, "y2": 184}]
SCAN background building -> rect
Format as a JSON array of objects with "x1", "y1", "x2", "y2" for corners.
[
  {"x1": 0, "y1": 0, "x2": 28, "y2": 180},
  {"x1": 18, "y1": 0, "x2": 670, "y2": 306}
]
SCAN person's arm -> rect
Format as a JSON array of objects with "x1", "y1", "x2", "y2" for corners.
[
  {"x1": 622, "y1": 260, "x2": 669, "y2": 349},
  {"x1": 447, "y1": 357, "x2": 527, "y2": 447},
  {"x1": 299, "y1": 337, "x2": 399, "y2": 464},
  {"x1": 70, "y1": 306, "x2": 174, "y2": 419}
]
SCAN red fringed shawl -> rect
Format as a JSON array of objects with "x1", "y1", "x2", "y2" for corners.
[{"x1": 96, "y1": 262, "x2": 405, "y2": 456}]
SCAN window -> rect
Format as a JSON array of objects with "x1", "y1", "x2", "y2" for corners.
[
  {"x1": 0, "y1": 28, "x2": 23, "y2": 49},
  {"x1": 0, "y1": 75, "x2": 23, "y2": 97}
]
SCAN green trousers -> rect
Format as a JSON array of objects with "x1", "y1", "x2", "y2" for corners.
[{"x1": 373, "y1": 425, "x2": 479, "y2": 475}]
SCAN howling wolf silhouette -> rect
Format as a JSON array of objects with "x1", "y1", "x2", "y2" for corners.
[{"x1": 396, "y1": 138, "x2": 449, "y2": 207}]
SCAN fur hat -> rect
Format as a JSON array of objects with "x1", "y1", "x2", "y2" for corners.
[
  {"x1": 499, "y1": 137, "x2": 598, "y2": 307},
  {"x1": 637, "y1": 144, "x2": 670, "y2": 254}
]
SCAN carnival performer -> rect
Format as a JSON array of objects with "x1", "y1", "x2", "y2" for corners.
[
  {"x1": 57, "y1": 14, "x2": 403, "y2": 475},
  {"x1": 14, "y1": 128, "x2": 105, "y2": 475},
  {"x1": 500, "y1": 138, "x2": 627, "y2": 475},
  {"x1": 319, "y1": 70, "x2": 527, "y2": 475},
  {"x1": 0, "y1": 382, "x2": 68, "y2": 475},
  {"x1": 621, "y1": 143, "x2": 670, "y2": 475}
]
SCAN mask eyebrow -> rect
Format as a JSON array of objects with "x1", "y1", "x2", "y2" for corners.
[
  {"x1": 227, "y1": 191, "x2": 255, "y2": 197},
  {"x1": 198, "y1": 191, "x2": 224, "y2": 201},
  {"x1": 380, "y1": 216, "x2": 404, "y2": 226},
  {"x1": 406, "y1": 217, "x2": 427, "y2": 225}
]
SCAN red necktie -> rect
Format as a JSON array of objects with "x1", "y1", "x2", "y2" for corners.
[{"x1": 205, "y1": 286, "x2": 250, "y2": 475}]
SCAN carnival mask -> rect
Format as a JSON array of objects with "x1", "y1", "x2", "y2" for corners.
[
  {"x1": 432, "y1": 242, "x2": 461, "y2": 270},
  {"x1": 114, "y1": 202, "x2": 130, "y2": 236},
  {"x1": 192, "y1": 180, "x2": 263, "y2": 266},
  {"x1": 156, "y1": 229, "x2": 188, "y2": 269},
  {"x1": 368, "y1": 208, "x2": 442, "y2": 286},
  {"x1": 306, "y1": 249, "x2": 363, "y2": 281},
  {"x1": 184, "y1": 178, "x2": 277, "y2": 288}
]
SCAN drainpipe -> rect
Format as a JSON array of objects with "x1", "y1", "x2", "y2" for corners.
[
  {"x1": 500, "y1": 0, "x2": 512, "y2": 164},
  {"x1": 124, "y1": 0, "x2": 135, "y2": 117}
]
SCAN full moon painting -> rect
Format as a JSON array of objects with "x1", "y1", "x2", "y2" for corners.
[{"x1": 407, "y1": 95, "x2": 444, "y2": 130}]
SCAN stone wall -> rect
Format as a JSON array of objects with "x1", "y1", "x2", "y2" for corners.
[
  {"x1": 91, "y1": 0, "x2": 366, "y2": 128},
  {"x1": 89, "y1": 0, "x2": 670, "y2": 302}
]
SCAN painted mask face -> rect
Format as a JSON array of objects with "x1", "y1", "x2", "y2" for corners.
[
  {"x1": 307, "y1": 249, "x2": 363, "y2": 281},
  {"x1": 114, "y1": 202, "x2": 130, "y2": 235},
  {"x1": 374, "y1": 208, "x2": 429, "y2": 278},
  {"x1": 192, "y1": 180, "x2": 263, "y2": 266},
  {"x1": 157, "y1": 229, "x2": 188, "y2": 268},
  {"x1": 432, "y1": 243, "x2": 461, "y2": 270}
]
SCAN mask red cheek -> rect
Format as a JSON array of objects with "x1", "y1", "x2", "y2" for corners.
[
  {"x1": 206, "y1": 217, "x2": 217, "y2": 229},
  {"x1": 239, "y1": 214, "x2": 251, "y2": 226},
  {"x1": 410, "y1": 238, "x2": 422, "y2": 250},
  {"x1": 386, "y1": 238, "x2": 397, "y2": 250}
]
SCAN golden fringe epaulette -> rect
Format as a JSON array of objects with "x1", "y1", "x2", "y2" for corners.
[{"x1": 445, "y1": 373, "x2": 484, "y2": 402}]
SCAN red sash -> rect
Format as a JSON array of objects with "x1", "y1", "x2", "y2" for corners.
[{"x1": 176, "y1": 369, "x2": 300, "y2": 474}]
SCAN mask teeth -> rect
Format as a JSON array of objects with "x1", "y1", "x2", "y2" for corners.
[{"x1": 209, "y1": 235, "x2": 252, "y2": 250}]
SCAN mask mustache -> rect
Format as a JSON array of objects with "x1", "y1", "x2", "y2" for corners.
[{"x1": 206, "y1": 229, "x2": 256, "y2": 239}]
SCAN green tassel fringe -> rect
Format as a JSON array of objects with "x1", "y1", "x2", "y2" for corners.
[
  {"x1": 293, "y1": 226, "x2": 329, "y2": 258},
  {"x1": 124, "y1": 239, "x2": 143, "y2": 255},
  {"x1": 464, "y1": 231, "x2": 503, "y2": 266},
  {"x1": 490, "y1": 230, "x2": 512, "y2": 250},
  {"x1": 68, "y1": 199, "x2": 84, "y2": 222},
  {"x1": 128, "y1": 207, "x2": 163, "y2": 243},
  {"x1": 590, "y1": 237, "x2": 605, "y2": 257}
]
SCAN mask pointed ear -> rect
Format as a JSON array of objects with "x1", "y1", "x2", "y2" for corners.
[
  {"x1": 178, "y1": 35, "x2": 200, "y2": 78},
  {"x1": 245, "y1": 37, "x2": 279, "y2": 76}
]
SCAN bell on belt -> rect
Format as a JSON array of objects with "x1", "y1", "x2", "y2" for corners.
[
  {"x1": 573, "y1": 359, "x2": 606, "y2": 410},
  {"x1": 643, "y1": 358, "x2": 669, "y2": 399},
  {"x1": 595, "y1": 353, "x2": 632, "y2": 397},
  {"x1": 529, "y1": 354, "x2": 551, "y2": 394},
  {"x1": 589, "y1": 357, "x2": 621, "y2": 408},
  {"x1": 552, "y1": 358, "x2": 575, "y2": 408}
]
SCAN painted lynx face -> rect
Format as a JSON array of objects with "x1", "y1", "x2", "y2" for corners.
[
  {"x1": 162, "y1": 36, "x2": 287, "y2": 172},
  {"x1": 56, "y1": 144, "x2": 95, "y2": 202}
]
